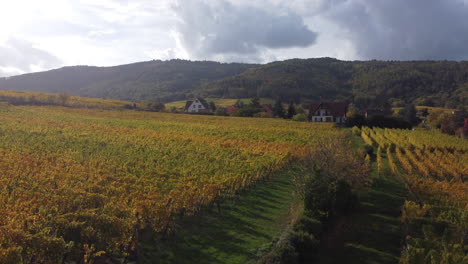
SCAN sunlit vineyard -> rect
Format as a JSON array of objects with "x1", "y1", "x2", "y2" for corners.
[
  {"x1": 360, "y1": 127, "x2": 468, "y2": 263},
  {"x1": 0, "y1": 104, "x2": 343, "y2": 262},
  {"x1": 0, "y1": 90, "x2": 133, "y2": 109}
]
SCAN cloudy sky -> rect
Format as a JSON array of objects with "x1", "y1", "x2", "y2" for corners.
[{"x1": 1, "y1": 0, "x2": 468, "y2": 76}]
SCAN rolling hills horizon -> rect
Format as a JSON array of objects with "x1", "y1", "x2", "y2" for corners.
[{"x1": 0, "y1": 58, "x2": 467, "y2": 109}]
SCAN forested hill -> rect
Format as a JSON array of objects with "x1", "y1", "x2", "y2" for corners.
[
  {"x1": 0, "y1": 60, "x2": 257, "y2": 102},
  {"x1": 1, "y1": 58, "x2": 467, "y2": 108},
  {"x1": 200, "y1": 58, "x2": 468, "y2": 108}
]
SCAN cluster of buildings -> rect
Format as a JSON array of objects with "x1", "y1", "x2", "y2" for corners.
[{"x1": 184, "y1": 98, "x2": 348, "y2": 123}]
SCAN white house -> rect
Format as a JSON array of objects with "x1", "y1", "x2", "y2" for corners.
[
  {"x1": 184, "y1": 98, "x2": 212, "y2": 113},
  {"x1": 309, "y1": 102, "x2": 347, "y2": 123}
]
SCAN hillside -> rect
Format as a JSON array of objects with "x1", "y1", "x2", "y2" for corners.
[
  {"x1": 0, "y1": 60, "x2": 256, "y2": 102},
  {"x1": 199, "y1": 58, "x2": 468, "y2": 108},
  {"x1": 1, "y1": 58, "x2": 467, "y2": 108}
]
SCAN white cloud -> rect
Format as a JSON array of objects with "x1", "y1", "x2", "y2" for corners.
[
  {"x1": 172, "y1": 0, "x2": 317, "y2": 62},
  {"x1": 0, "y1": 37, "x2": 62, "y2": 76},
  {"x1": 1, "y1": 0, "x2": 468, "y2": 77}
]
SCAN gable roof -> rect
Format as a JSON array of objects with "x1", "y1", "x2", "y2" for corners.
[
  {"x1": 226, "y1": 105, "x2": 239, "y2": 115},
  {"x1": 184, "y1": 101, "x2": 193, "y2": 111},
  {"x1": 196, "y1": 98, "x2": 211, "y2": 109},
  {"x1": 309, "y1": 102, "x2": 347, "y2": 118},
  {"x1": 262, "y1": 104, "x2": 273, "y2": 113},
  {"x1": 184, "y1": 98, "x2": 211, "y2": 111}
]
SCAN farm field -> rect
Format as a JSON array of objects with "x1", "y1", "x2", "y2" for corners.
[
  {"x1": 165, "y1": 98, "x2": 275, "y2": 109},
  {"x1": 360, "y1": 127, "x2": 468, "y2": 263},
  {"x1": 0, "y1": 90, "x2": 135, "y2": 109},
  {"x1": 0, "y1": 104, "x2": 342, "y2": 263}
]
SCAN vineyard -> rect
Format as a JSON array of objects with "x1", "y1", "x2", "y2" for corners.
[
  {"x1": 359, "y1": 127, "x2": 468, "y2": 263},
  {"x1": 0, "y1": 90, "x2": 133, "y2": 109},
  {"x1": 0, "y1": 104, "x2": 343, "y2": 263}
]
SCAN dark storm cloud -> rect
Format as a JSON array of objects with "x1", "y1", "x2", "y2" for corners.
[
  {"x1": 0, "y1": 38, "x2": 62, "y2": 76},
  {"x1": 326, "y1": 0, "x2": 468, "y2": 60},
  {"x1": 172, "y1": 0, "x2": 317, "y2": 60}
]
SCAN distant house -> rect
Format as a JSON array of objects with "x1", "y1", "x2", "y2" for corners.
[
  {"x1": 261, "y1": 104, "x2": 273, "y2": 117},
  {"x1": 226, "y1": 105, "x2": 239, "y2": 116},
  {"x1": 309, "y1": 102, "x2": 347, "y2": 123},
  {"x1": 184, "y1": 98, "x2": 212, "y2": 113}
]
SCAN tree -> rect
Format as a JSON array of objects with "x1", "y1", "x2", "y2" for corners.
[
  {"x1": 214, "y1": 108, "x2": 227, "y2": 116},
  {"x1": 401, "y1": 103, "x2": 419, "y2": 126},
  {"x1": 57, "y1": 92, "x2": 70, "y2": 106},
  {"x1": 287, "y1": 102, "x2": 297, "y2": 119},
  {"x1": 273, "y1": 99, "x2": 285, "y2": 118},
  {"x1": 346, "y1": 114, "x2": 367, "y2": 128},
  {"x1": 292, "y1": 113, "x2": 307, "y2": 122},
  {"x1": 346, "y1": 103, "x2": 359, "y2": 118},
  {"x1": 296, "y1": 105, "x2": 305, "y2": 114},
  {"x1": 209, "y1": 101, "x2": 216, "y2": 111},
  {"x1": 250, "y1": 97, "x2": 261, "y2": 109},
  {"x1": 234, "y1": 100, "x2": 244, "y2": 108},
  {"x1": 146, "y1": 101, "x2": 165, "y2": 112}
]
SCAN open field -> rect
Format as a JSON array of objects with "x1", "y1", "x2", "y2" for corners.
[
  {"x1": 0, "y1": 90, "x2": 134, "y2": 109},
  {"x1": 165, "y1": 98, "x2": 275, "y2": 109},
  {"x1": 0, "y1": 104, "x2": 341, "y2": 262}
]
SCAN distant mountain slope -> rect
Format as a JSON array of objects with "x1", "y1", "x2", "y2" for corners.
[
  {"x1": 199, "y1": 58, "x2": 468, "y2": 108},
  {"x1": 0, "y1": 60, "x2": 257, "y2": 102},
  {"x1": 1, "y1": 58, "x2": 467, "y2": 108}
]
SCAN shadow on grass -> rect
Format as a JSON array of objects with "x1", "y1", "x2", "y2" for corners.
[
  {"x1": 139, "y1": 166, "x2": 300, "y2": 264},
  {"x1": 318, "y1": 173, "x2": 407, "y2": 264}
]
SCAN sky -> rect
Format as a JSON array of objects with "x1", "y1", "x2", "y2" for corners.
[{"x1": 1, "y1": 0, "x2": 468, "y2": 77}]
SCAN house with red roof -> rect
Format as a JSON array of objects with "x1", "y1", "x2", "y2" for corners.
[
  {"x1": 309, "y1": 102, "x2": 347, "y2": 123},
  {"x1": 226, "y1": 105, "x2": 239, "y2": 116}
]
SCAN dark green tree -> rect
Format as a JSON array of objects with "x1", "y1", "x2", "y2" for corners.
[
  {"x1": 287, "y1": 101, "x2": 297, "y2": 119},
  {"x1": 401, "y1": 103, "x2": 419, "y2": 126},
  {"x1": 146, "y1": 101, "x2": 165, "y2": 112},
  {"x1": 209, "y1": 101, "x2": 216, "y2": 111},
  {"x1": 273, "y1": 99, "x2": 285, "y2": 118},
  {"x1": 250, "y1": 97, "x2": 261, "y2": 109},
  {"x1": 234, "y1": 99, "x2": 244, "y2": 108}
]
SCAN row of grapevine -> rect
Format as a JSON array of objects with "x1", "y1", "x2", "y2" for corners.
[
  {"x1": 0, "y1": 105, "x2": 344, "y2": 262},
  {"x1": 358, "y1": 126, "x2": 468, "y2": 263}
]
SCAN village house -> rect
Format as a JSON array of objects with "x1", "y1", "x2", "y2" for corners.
[
  {"x1": 261, "y1": 104, "x2": 273, "y2": 117},
  {"x1": 309, "y1": 102, "x2": 347, "y2": 123},
  {"x1": 226, "y1": 105, "x2": 239, "y2": 116},
  {"x1": 184, "y1": 98, "x2": 213, "y2": 113}
]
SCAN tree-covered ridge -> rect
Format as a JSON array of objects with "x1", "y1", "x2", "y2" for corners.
[
  {"x1": 0, "y1": 58, "x2": 467, "y2": 108},
  {"x1": 201, "y1": 58, "x2": 468, "y2": 108},
  {"x1": 199, "y1": 58, "x2": 354, "y2": 102},
  {"x1": 350, "y1": 60, "x2": 468, "y2": 108},
  {"x1": 0, "y1": 60, "x2": 257, "y2": 102}
]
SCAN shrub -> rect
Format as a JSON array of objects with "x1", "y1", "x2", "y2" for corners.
[
  {"x1": 214, "y1": 108, "x2": 227, "y2": 116},
  {"x1": 351, "y1": 126, "x2": 361, "y2": 136},
  {"x1": 292, "y1": 113, "x2": 308, "y2": 122},
  {"x1": 293, "y1": 215, "x2": 322, "y2": 235},
  {"x1": 289, "y1": 231, "x2": 319, "y2": 263}
]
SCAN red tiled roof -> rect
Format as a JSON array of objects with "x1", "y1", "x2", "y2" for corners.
[
  {"x1": 226, "y1": 105, "x2": 238, "y2": 115},
  {"x1": 262, "y1": 104, "x2": 273, "y2": 113},
  {"x1": 309, "y1": 102, "x2": 347, "y2": 118}
]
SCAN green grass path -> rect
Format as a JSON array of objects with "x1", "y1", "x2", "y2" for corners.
[
  {"x1": 140, "y1": 165, "x2": 301, "y2": 264},
  {"x1": 318, "y1": 137, "x2": 408, "y2": 264}
]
